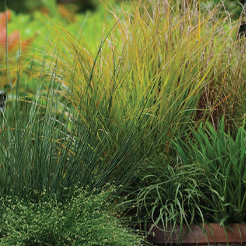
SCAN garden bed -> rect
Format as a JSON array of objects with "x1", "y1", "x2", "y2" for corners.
[{"x1": 1, "y1": 0, "x2": 246, "y2": 245}]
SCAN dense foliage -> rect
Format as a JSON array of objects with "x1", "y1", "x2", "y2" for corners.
[
  {"x1": 0, "y1": 0, "x2": 246, "y2": 244},
  {"x1": 0, "y1": 188, "x2": 144, "y2": 245}
]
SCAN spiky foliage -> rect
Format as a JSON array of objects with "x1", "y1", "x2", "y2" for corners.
[{"x1": 173, "y1": 118, "x2": 246, "y2": 223}]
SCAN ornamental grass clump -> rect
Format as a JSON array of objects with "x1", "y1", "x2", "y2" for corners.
[
  {"x1": 172, "y1": 118, "x2": 246, "y2": 224},
  {"x1": 33, "y1": 0, "x2": 245, "y2": 164},
  {"x1": 23, "y1": 0, "x2": 246, "y2": 231},
  {"x1": 87, "y1": 0, "x2": 246, "y2": 232},
  {"x1": 0, "y1": 86, "x2": 143, "y2": 200},
  {"x1": 129, "y1": 117, "x2": 246, "y2": 241}
]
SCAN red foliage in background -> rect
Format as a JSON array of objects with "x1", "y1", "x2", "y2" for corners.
[
  {"x1": 0, "y1": 10, "x2": 35, "y2": 54},
  {"x1": 0, "y1": 10, "x2": 19, "y2": 52}
]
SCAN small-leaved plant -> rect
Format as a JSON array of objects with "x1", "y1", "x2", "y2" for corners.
[{"x1": 0, "y1": 187, "x2": 145, "y2": 245}]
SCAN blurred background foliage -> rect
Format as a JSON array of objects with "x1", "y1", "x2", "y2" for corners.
[
  {"x1": 0, "y1": 0, "x2": 127, "y2": 92},
  {"x1": 0, "y1": 0, "x2": 126, "y2": 13},
  {"x1": 204, "y1": 0, "x2": 246, "y2": 17},
  {"x1": 1, "y1": 0, "x2": 94, "y2": 13},
  {"x1": 204, "y1": 0, "x2": 246, "y2": 33},
  {"x1": 2, "y1": 0, "x2": 245, "y2": 16}
]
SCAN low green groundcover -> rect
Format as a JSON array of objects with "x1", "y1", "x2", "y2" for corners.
[{"x1": 0, "y1": 188, "x2": 144, "y2": 246}]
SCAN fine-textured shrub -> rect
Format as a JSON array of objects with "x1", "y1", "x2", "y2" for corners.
[{"x1": 0, "y1": 187, "x2": 145, "y2": 246}]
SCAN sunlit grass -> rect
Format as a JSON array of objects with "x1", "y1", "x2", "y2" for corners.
[{"x1": 32, "y1": 0, "x2": 245, "y2": 158}]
